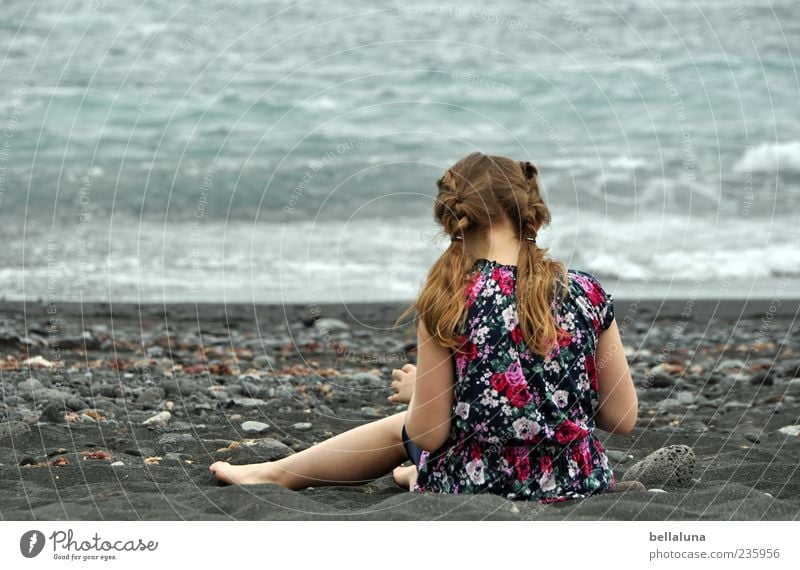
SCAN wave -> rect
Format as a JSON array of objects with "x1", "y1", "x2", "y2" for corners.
[{"x1": 734, "y1": 141, "x2": 800, "y2": 174}]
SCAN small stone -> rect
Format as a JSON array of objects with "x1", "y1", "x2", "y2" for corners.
[
  {"x1": 232, "y1": 397, "x2": 267, "y2": 409},
  {"x1": 622, "y1": 444, "x2": 695, "y2": 487},
  {"x1": 241, "y1": 421, "x2": 270, "y2": 434},
  {"x1": 215, "y1": 438, "x2": 294, "y2": 464},
  {"x1": 142, "y1": 411, "x2": 171, "y2": 428},
  {"x1": 157, "y1": 433, "x2": 195, "y2": 446},
  {"x1": 110, "y1": 461, "x2": 125, "y2": 467},
  {"x1": 606, "y1": 450, "x2": 629, "y2": 464},
  {"x1": 292, "y1": 422, "x2": 312, "y2": 431},
  {"x1": 39, "y1": 402, "x2": 67, "y2": 424},
  {"x1": 777, "y1": 425, "x2": 800, "y2": 437},
  {"x1": 648, "y1": 488, "x2": 667, "y2": 493},
  {"x1": 359, "y1": 406, "x2": 379, "y2": 417},
  {"x1": 351, "y1": 372, "x2": 383, "y2": 387},
  {"x1": 252, "y1": 355, "x2": 274, "y2": 370},
  {"x1": 22, "y1": 356, "x2": 55, "y2": 368},
  {"x1": 749, "y1": 370, "x2": 774, "y2": 386},
  {"x1": 676, "y1": 391, "x2": 695, "y2": 405},
  {"x1": 314, "y1": 318, "x2": 350, "y2": 333}
]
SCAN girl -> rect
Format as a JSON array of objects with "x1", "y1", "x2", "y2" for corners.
[{"x1": 210, "y1": 151, "x2": 638, "y2": 503}]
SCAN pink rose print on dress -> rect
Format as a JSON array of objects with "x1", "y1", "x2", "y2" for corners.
[
  {"x1": 491, "y1": 267, "x2": 515, "y2": 296},
  {"x1": 505, "y1": 361, "x2": 526, "y2": 386}
]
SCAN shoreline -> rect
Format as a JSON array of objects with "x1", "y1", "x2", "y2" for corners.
[{"x1": 2, "y1": 297, "x2": 798, "y2": 327}]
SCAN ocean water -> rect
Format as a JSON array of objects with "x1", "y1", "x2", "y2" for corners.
[{"x1": 1, "y1": 0, "x2": 798, "y2": 303}]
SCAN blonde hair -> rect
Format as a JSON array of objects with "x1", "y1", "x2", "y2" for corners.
[{"x1": 396, "y1": 151, "x2": 569, "y2": 357}]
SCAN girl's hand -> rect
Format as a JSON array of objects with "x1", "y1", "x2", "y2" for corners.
[{"x1": 388, "y1": 364, "x2": 417, "y2": 404}]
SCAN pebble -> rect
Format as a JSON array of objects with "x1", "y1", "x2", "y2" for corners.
[
  {"x1": 39, "y1": 402, "x2": 67, "y2": 424},
  {"x1": 241, "y1": 421, "x2": 270, "y2": 434},
  {"x1": 359, "y1": 406, "x2": 379, "y2": 417},
  {"x1": 216, "y1": 438, "x2": 294, "y2": 464},
  {"x1": 777, "y1": 425, "x2": 800, "y2": 437},
  {"x1": 22, "y1": 356, "x2": 55, "y2": 368},
  {"x1": 157, "y1": 433, "x2": 195, "y2": 446},
  {"x1": 676, "y1": 391, "x2": 695, "y2": 405},
  {"x1": 252, "y1": 355, "x2": 274, "y2": 369},
  {"x1": 749, "y1": 370, "x2": 774, "y2": 386},
  {"x1": 232, "y1": 397, "x2": 267, "y2": 409},
  {"x1": 622, "y1": 444, "x2": 695, "y2": 487},
  {"x1": 648, "y1": 488, "x2": 668, "y2": 493},
  {"x1": 351, "y1": 372, "x2": 383, "y2": 387},
  {"x1": 110, "y1": 461, "x2": 125, "y2": 467},
  {"x1": 142, "y1": 411, "x2": 172, "y2": 428},
  {"x1": 292, "y1": 422, "x2": 313, "y2": 431},
  {"x1": 314, "y1": 318, "x2": 350, "y2": 333},
  {"x1": 606, "y1": 450, "x2": 630, "y2": 464}
]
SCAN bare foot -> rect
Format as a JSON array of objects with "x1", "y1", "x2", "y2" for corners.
[
  {"x1": 392, "y1": 464, "x2": 418, "y2": 492},
  {"x1": 209, "y1": 461, "x2": 281, "y2": 486}
]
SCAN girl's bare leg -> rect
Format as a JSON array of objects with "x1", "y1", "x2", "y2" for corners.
[{"x1": 210, "y1": 411, "x2": 410, "y2": 490}]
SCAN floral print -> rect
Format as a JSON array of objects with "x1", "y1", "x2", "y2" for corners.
[{"x1": 412, "y1": 259, "x2": 617, "y2": 503}]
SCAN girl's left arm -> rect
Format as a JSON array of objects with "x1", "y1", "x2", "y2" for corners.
[{"x1": 403, "y1": 319, "x2": 456, "y2": 452}]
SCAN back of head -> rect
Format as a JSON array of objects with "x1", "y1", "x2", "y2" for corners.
[{"x1": 399, "y1": 151, "x2": 569, "y2": 357}]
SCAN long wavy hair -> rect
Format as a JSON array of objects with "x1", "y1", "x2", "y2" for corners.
[{"x1": 396, "y1": 151, "x2": 570, "y2": 357}]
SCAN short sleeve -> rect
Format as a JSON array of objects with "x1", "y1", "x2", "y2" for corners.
[{"x1": 574, "y1": 270, "x2": 615, "y2": 333}]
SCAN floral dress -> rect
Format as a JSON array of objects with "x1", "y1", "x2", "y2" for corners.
[{"x1": 412, "y1": 258, "x2": 617, "y2": 503}]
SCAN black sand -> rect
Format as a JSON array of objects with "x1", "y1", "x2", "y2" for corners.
[{"x1": 1, "y1": 298, "x2": 799, "y2": 520}]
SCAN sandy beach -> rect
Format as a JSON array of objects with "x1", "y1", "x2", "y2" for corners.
[{"x1": 1, "y1": 297, "x2": 799, "y2": 520}]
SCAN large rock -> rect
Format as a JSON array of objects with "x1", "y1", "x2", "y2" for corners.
[{"x1": 621, "y1": 445, "x2": 695, "y2": 487}]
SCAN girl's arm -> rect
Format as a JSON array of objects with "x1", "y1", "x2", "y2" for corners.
[
  {"x1": 594, "y1": 318, "x2": 638, "y2": 434},
  {"x1": 403, "y1": 319, "x2": 456, "y2": 452}
]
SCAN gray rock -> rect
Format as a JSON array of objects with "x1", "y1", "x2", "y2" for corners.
[
  {"x1": 241, "y1": 421, "x2": 270, "y2": 434},
  {"x1": 314, "y1": 318, "x2": 350, "y2": 333},
  {"x1": 134, "y1": 387, "x2": 165, "y2": 409},
  {"x1": 160, "y1": 377, "x2": 202, "y2": 398},
  {"x1": 359, "y1": 406, "x2": 380, "y2": 418},
  {"x1": 252, "y1": 355, "x2": 274, "y2": 370},
  {"x1": 777, "y1": 425, "x2": 800, "y2": 437},
  {"x1": 749, "y1": 370, "x2": 774, "y2": 386},
  {"x1": 215, "y1": 438, "x2": 294, "y2": 464},
  {"x1": 157, "y1": 433, "x2": 196, "y2": 446},
  {"x1": 292, "y1": 422, "x2": 313, "y2": 431},
  {"x1": 351, "y1": 372, "x2": 383, "y2": 387},
  {"x1": 676, "y1": 391, "x2": 695, "y2": 405},
  {"x1": 606, "y1": 450, "x2": 629, "y2": 464},
  {"x1": 232, "y1": 397, "x2": 267, "y2": 409},
  {"x1": 315, "y1": 404, "x2": 336, "y2": 417},
  {"x1": 142, "y1": 411, "x2": 171, "y2": 428},
  {"x1": 621, "y1": 444, "x2": 695, "y2": 487},
  {"x1": 15, "y1": 377, "x2": 44, "y2": 395},
  {"x1": 648, "y1": 373, "x2": 675, "y2": 388},
  {"x1": 39, "y1": 402, "x2": 68, "y2": 424}
]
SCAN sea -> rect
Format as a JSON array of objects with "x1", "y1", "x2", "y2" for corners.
[{"x1": 1, "y1": 0, "x2": 798, "y2": 304}]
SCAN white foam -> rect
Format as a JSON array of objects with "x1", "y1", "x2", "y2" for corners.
[{"x1": 734, "y1": 141, "x2": 800, "y2": 173}]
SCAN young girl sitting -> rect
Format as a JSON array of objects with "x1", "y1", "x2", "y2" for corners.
[{"x1": 210, "y1": 151, "x2": 639, "y2": 503}]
